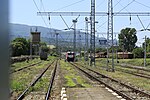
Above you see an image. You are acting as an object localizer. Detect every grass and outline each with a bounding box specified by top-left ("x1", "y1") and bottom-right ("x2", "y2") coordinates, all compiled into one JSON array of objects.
[
  {"x1": 65, "y1": 75, "x2": 76, "y2": 87},
  {"x1": 75, "y1": 58, "x2": 150, "y2": 91},
  {"x1": 11, "y1": 80, "x2": 25, "y2": 91},
  {"x1": 115, "y1": 58, "x2": 150, "y2": 68},
  {"x1": 94, "y1": 59, "x2": 150, "y2": 91},
  {"x1": 10, "y1": 58, "x2": 53, "y2": 92},
  {"x1": 60, "y1": 60, "x2": 91, "y2": 88},
  {"x1": 11, "y1": 58, "x2": 41, "y2": 71},
  {"x1": 33, "y1": 77, "x2": 50, "y2": 92}
]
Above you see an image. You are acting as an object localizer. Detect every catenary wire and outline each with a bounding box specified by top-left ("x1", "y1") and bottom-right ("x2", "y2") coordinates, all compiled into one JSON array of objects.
[
  {"x1": 134, "y1": 0, "x2": 150, "y2": 9},
  {"x1": 115, "y1": 0, "x2": 135, "y2": 15},
  {"x1": 52, "y1": 0, "x2": 86, "y2": 12},
  {"x1": 96, "y1": 0, "x2": 135, "y2": 30},
  {"x1": 32, "y1": 0, "x2": 48, "y2": 27}
]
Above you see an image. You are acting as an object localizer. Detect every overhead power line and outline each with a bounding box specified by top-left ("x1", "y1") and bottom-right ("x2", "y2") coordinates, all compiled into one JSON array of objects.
[
  {"x1": 115, "y1": 0, "x2": 135, "y2": 15},
  {"x1": 32, "y1": 0, "x2": 48, "y2": 27},
  {"x1": 40, "y1": 0, "x2": 46, "y2": 11},
  {"x1": 134, "y1": 0, "x2": 150, "y2": 9},
  {"x1": 52, "y1": 0, "x2": 86, "y2": 12}
]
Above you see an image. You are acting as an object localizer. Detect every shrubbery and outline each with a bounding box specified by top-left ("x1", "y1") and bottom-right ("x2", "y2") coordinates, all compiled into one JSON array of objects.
[{"x1": 132, "y1": 47, "x2": 144, "y2": 58}]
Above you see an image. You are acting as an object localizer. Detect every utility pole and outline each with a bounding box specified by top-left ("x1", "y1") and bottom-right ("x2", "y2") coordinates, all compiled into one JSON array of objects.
[
  {"x1": 73, "y1": 19, "x2": 77, "y2": 53},
  {"x1": 78, "y1": 31, "x2": 82, "y2": 60},
  {"x1": 144, "y1": 35, "x2": 146, "y2": 67},
  {"x1": 55, "y1": 31, "x2": 59, "y2": 55},
  {"x1": 85, "y1": 17, "x2": 89, "y2": 65},
  {"x1": 30, "y1": 28, "x2": 32, "y2": 59},
  {"x1": 90, "y1": 0, "x2": 96, "y2": 66},
  {"x1": 107, "y1": 0, "x2": 114, "y2": 72},
  {"x1": 37, "y1": 1, "x2": 150, "y2": 70}
]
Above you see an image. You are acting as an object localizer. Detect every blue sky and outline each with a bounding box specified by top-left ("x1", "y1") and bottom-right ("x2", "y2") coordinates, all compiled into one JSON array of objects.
[{"x1": 10, "y1": 0, "x2": 150, "y2": 46}]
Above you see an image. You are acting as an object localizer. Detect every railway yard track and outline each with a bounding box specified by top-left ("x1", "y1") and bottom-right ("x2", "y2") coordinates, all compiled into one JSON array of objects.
[
  {"x1": 115, "y1": 67, "x2": 150, "y2": 79},
  {"x1": 10, "y1": 58, "x2": 150, "y2": 100},
  {"x1": 71, "y1": 63, "x2": 150, "y2": 100},
  {"x1": 10, "y1": 59, "x2": 60, "y2": 100},
  {"x1": 10, "y1": 61, "x2": 42, "y2": 74},
  {"x1": 120, "y1": 63, "x2": 150, "y2": 73},
  {"x1": 97, "y1": 64, "x2": 150, "y2": 80}
]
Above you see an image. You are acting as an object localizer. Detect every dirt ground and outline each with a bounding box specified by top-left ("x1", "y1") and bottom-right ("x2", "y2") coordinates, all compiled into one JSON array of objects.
[{"x1": 67, "y1": 86, "x2": 121, "y2": 100}]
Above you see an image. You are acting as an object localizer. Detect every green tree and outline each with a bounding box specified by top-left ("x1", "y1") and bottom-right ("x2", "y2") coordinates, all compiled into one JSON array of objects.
[
  {"x1": 132, "y1": 47, "x2": 144, "y2": 58},
  {"x1": 118, "y1": 28, "x2": 137, "y2": 52},
  {"x1": 95, "y1": 47, "x2": 106, "y2": 53},
  {"x1": 41, "y1": 46, "x2": 49, "y2": 52},
  {"x1": 11, "y1": 38, "x2": 30, "y2": 56},
  {"x1": 142, "y1": 37, "x2": 150, "y2": 52}
]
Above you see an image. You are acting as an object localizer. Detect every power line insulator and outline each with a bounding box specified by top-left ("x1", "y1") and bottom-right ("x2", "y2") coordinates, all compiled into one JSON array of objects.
[
  {"x1": 48, "y1": 16, "x2": 50, "y2": 21},
  {"x1": 130, "y1": 15, "x2": 132, "y2": 25}
]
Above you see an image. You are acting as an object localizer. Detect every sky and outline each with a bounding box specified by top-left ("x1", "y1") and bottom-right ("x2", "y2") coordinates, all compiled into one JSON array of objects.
[{"x1": 10, "y1": 0, "x2": 150, "y2": 46}]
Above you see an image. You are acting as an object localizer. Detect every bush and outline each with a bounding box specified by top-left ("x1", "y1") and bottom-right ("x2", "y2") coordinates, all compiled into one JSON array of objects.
[
  {"x1": 146, "y1": 53, "x2": 150, "y2": 58},
  {"x1": 132, "y1": 47, "x2": 144, "y2": 58},
  {"x1": 11, "y1": 38, "x2": 30, "y2": 56}
]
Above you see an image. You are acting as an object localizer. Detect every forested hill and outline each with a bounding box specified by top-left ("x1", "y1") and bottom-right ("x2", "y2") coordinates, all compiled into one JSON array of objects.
[
  {"x1": 9, "y1": 23, "x2": 56, "y2": 37},
  {"x1": 9, "y1": 23, "x2": 117, "y2": 46}
]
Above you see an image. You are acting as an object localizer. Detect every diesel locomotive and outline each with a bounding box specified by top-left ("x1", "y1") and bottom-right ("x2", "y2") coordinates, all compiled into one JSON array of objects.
[{"x1": 66, "y1": 51, "x2": 75, "y2": 62}]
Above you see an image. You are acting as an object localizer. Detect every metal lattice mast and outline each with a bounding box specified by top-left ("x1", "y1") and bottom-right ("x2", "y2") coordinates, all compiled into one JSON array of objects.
[
  {"x1": 107, "y1": 0, "x2": 114, "y2": 72},
  {"x1": 90, "y1": 0, "x2": 96, "y2": 66},
  {"x1": 85, "y1": 17, "x2": 89, "y2": 63},
  {"x1": 72, "y1": 20, "x2": 77, "y2": 53}
]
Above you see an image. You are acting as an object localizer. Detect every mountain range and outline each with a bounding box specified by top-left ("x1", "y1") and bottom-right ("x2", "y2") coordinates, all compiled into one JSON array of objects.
[{"x1": 9, "y1": 23, "x2": 117, "y2": 47}]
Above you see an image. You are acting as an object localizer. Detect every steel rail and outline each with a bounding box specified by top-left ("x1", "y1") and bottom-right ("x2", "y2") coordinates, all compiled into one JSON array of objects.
[
  {"x1": 116, "y1": 68, "x2": 150, "y2": 79},
  {"x1": 73, "y1": 63, "x2": 150, "y2": 99},
  {"x1": 87, "y1": 67, "x2": 150, "y2": 98},
  {"x1": 120, "y1": 64, "x2": 150, "y2": 72},
  {"x1": 96, "y1": 63, "x2": 150, "y2": 79},
  {"x1": 17, "y1": 60, "x2": 55, "y2": 100},
  {"x1": 10, "y1": 61, "x2": 42, "y2": 74},
  {"x1": 45, "y1": 60, "x2": 58, "y2": 100},
  {"x1": 70, "y1": 62, "x2": 134, "y2": 100}
]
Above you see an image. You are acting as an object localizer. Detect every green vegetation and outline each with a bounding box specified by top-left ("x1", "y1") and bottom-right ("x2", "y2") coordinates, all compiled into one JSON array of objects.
[
  {"x1": 92, "y1": 58, "x2": 150, "y2": 91},
  {"x1": 60, "y1": 60, "x2": 91, "y2": 88},
  {"x1": 10, "y1": 37, "x2": 51, "y2": 57},
  {"x1": 76, "y1": 58, "x2": 150, "y2": 91},
  {"x1": 118, "y1": 27, "x2": 137, "y2": 52},
  {"x1": 10, "y1": 59, "x2": 52, "y2": 92},
  {"x1": 144, "y1": 37, "x2": 150, "y2": 52},
  {"x1": 11, "y1": 37, "x2": 30, "y2": 56},
  {"x1": 116, "y1": 58, "x2": 150, "y2": 68},
  {"x1": 33, "y1": 77, "x2": 50, "y2": 91},
  {"x1": 132, "y1": 47, "x2": 144, "y2": 58},
  {"x1": 11, "y1": 58, "x2": 40, "y2": 71}
]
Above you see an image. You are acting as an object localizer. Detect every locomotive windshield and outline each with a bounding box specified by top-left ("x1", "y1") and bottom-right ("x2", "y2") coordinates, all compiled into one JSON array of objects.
[
  {"x1": 68, "y1": 53, "x2": 73, "y2": 55},
  {"x1": 66, "y1": 52, "x2": 75, "y2": 62}
]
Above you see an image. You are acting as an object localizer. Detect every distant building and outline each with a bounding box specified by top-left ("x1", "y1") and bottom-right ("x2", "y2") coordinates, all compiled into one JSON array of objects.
[
  {"x1": 96, "y1": 52, "x2": 107, "y2": 58},
  {"x1": 117, "y1": 52, "x2": 133, "y2": 59}
]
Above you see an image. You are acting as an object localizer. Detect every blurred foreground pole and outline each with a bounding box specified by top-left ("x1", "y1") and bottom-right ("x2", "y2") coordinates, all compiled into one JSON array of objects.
[{"x1": 0, "y1": 0, "x2": 9, "y2": 100}]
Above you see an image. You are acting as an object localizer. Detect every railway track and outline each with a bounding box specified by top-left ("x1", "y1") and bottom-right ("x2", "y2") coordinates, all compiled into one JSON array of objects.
[
  {"x1": 115, "y1": 67, "x2": 150, "y2": 79},
  {"x1": 10, "y1": 61, "x2": 42, "y2": 74},
  {"x1": 120, "y1": 63, "x2": 150, "y2": 73},
  {"x1": 97, "y1": 64, "x2": 150, "y2": 80},
  {"x1": 15, "y1": 60, "x2": 58, "y2": 100},
  {"x1": 71, "y1": 63, "x2": 150, "y2": 100},
  {"x1": 96, "y1": 62, "x2": 150, "y2": 80}
]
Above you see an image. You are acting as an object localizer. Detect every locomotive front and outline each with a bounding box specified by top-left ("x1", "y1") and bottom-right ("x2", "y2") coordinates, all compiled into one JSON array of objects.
[{"x1": 66, "y1": 51, "x2": 75, "y2": 62}]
